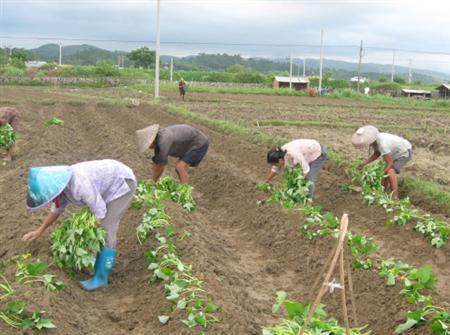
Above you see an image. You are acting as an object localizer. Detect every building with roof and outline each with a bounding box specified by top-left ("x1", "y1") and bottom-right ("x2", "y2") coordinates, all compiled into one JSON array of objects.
[
  {"x1": 436, "y1": 84, "x2": 450, "y2": 99},
  {"x1": 272, "y1": 76, "x2": 310, "y2": 90},
  {"x1": 401, "y1": 89, "x2": 431, "y2": 99},
  {"x1": 25, "y1": 61, "x2": 47, "y2": 68}
]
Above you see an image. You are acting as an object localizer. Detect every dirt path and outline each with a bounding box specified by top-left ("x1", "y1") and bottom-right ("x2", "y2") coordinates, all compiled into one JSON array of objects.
[{"x1": 0, "y1": 87, "x2": 448, "y2": 335}]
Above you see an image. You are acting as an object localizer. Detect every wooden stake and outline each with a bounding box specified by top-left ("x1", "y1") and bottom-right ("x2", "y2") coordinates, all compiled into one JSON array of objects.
[{"x1": 299, "y1": 214, "x2": 348, "y2": 335}]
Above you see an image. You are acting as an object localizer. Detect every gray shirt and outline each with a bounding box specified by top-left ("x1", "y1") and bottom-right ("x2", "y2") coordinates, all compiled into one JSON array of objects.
[
  {"x1": 50, "y1": 159, "x2": 136, "y2": 219},
  {"x1": 372, "y1": 133, "x2": 412, "y2": 160},
  {"x1": 152, "y1": 125, "x2": 207, "y2": 165}
]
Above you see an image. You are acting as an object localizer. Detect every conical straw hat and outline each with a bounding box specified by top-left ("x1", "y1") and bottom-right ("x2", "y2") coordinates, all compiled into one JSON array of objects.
[
  {"x1": 27, "y1": 165, "x2": 72, "y2": 209},
  {"x1": 135, "y1": 124, "x2": 160, "y2": 154},
  {"x1": 351, "y1": 125, "x2": 379, "y2": 148}
]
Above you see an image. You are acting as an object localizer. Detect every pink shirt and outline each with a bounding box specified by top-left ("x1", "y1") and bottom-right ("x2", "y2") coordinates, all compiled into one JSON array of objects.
[{"x1": 272, "y1": 139, "x2": 322, "y2": 176}]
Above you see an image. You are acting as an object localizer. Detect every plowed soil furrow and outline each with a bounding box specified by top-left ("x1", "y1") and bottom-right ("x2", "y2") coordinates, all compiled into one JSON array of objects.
[{"x1": 0, "y1": 86, "x2": 448, "y2": 335}]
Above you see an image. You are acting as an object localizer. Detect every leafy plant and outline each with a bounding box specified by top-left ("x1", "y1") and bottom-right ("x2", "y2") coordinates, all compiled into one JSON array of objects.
[
  {"x1": 415, "y1": 215, "x2": 449, "y2": 248},
  {"x1": 154, "y1": 177, "x2": 197, "y2": 212},
  {"x1": 15, "y1": 260, "x2": 64, "y2": 292},
  {"x1": 346, "y1": 232, "x2": 379, "y2": 270},
  {"x1": 261, "y1": 166, "x2": 312, "y2": 208},
  {"x1": 51, "y1": 209, "x2": 106, "y2": 271},
  {"x1": 0, "y1": 301, "x2": 55, "y2": 330},
  {"x1": 263, "y1": 291, "x2": 370, "y2": 335},
  {"x1": 395, "y1": 306, "x2": 449, "y2": 334},
  {"x1": 0, "y1": 124, "x2": 15, "y2": 149},
  {"x1": 136, "y1": 203, "x2": 170, "y2": 244},
  {"x1": 387, "y1": 197, "x2": 417, "y2": 225},
  {"x1": 45, "y1": 117, "x2": 64, "y2": 126}
]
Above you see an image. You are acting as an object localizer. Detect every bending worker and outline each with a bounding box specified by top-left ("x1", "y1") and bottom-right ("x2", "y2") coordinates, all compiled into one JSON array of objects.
[
  {"x1": 136, "y1": 124, "x2": 209, "y2": 184},
  {"x1": 265, "y1": 139, "x2": 328, "y2": 199},
  {"x1": 0, "y1": 106, "x2": 20, "y2": 161},
  {"x1": 22, "y1": 159, "x2": 137, "y2": 291},
  {"x1": 352, "y1": 125, "x2": 412, "y2": 200}
]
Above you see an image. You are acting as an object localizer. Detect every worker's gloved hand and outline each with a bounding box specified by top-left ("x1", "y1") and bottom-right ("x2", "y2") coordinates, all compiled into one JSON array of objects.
[{"x1": 22, "y1": 229, "x2": 42, "y2": 242}]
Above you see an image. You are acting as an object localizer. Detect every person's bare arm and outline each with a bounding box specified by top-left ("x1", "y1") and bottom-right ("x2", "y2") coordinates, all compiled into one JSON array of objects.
[
  {"x1": 22, "y1": 212, "x2": 60, "y2": 242},
  {"x1": 382, "y1": 153, "x2": 394, "y2": 174},
  {"x1": 361, "y1": 152, "x2": 380, "y2": 167}
]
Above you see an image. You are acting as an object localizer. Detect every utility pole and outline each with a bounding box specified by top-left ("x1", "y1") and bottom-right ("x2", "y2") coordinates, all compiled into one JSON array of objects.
[
  {"x1": 59, "y1": 42, "x2": 62, "y2": 66},
  {"x1": 289, "y1": 53, "x2": 293, "y2": 91},
  {"x1": 303, "y1": 58, "x2": 306, "y2": 77},
  {"x1": 170, "y1": 57, "x2": 173, "y2": 81},
  {"x1": 357, "y1": 40, "x2": 363, "y2": 93},
  {"x1": 319, "y1": 29, "x2": 324, "y2": 94},
  {"x1": 391, "y1": 49, "x2": 395, "y2": 82},
  {"x1": 297, "y1": 59, "x2": 300, "y2": 77},
  {"x1": 154, "y1": 0, "x2": 161, "y2": 99},
  {"x1": 408, "y1": 59, "x2": 412, "y2": 84}
]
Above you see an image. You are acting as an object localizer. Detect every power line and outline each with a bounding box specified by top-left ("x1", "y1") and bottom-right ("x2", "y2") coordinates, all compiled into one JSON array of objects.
[{"x1": 1, "y1": 35, "x2": 449, "y2": 56}]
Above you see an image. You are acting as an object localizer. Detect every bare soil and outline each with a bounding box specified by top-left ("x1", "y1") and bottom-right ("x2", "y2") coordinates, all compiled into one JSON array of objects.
[{"x1": 0, "y1": 87, "x2": 448, "y2": 335}]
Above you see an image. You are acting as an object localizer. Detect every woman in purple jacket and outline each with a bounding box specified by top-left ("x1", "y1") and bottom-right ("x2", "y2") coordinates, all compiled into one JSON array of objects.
[{"x1": 22, "y1": 159, "x2": 137, "y2": 291}]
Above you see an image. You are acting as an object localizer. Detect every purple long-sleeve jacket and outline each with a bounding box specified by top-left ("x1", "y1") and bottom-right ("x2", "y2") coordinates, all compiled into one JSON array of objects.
[{"x1": 50, "y1": 159, "x2": 136, "y2": 219}]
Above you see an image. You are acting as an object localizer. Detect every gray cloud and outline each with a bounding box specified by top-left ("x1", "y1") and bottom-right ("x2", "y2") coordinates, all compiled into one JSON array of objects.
[{"x1": 0, "y1": 0, "x2": 449, "y2": 73}]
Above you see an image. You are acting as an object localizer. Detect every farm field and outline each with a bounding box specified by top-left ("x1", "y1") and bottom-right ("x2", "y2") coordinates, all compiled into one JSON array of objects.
[{"x1": 0, "y1": 86, "x2": 448, "y2": 335}]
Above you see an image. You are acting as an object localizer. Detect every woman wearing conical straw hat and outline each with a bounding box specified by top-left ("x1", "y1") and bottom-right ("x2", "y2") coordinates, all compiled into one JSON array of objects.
[
  {"x1": 22, "y1": 159, "x2": 137, "y2": 291},
  {"x1": 136, "y1": 124, "x2": 209, "y2": 184},
  {"x1": 352, "y1": 125, "x2": 412, "y2": 200}
]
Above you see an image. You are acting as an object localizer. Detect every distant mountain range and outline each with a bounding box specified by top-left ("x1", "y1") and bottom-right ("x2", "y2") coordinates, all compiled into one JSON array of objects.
[{"x1": 25, "y1": 44, "x2": 449, "y2": 83}]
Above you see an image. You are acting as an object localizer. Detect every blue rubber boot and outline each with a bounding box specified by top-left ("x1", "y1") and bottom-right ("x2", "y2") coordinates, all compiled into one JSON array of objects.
[{"x1": 80, "y1": 248, "x2": 116, "y2": 291}]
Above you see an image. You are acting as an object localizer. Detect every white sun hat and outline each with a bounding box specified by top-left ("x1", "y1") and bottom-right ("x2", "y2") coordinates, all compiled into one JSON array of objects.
[
  {"x1": 351, "y1": 125, "x2": 379, "y2": 148},
  {"x1": 135, "y1": 124, "x2": 160, "y2": 154}
]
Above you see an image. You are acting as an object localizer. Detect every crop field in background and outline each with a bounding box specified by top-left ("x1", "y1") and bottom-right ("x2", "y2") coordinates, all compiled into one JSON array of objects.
[{"x1": 0, "y1": 85, "x2": 448, "y2": 335}]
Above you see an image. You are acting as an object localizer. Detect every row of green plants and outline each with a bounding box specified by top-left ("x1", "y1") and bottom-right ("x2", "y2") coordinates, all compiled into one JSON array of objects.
[
  {"x1": 259, "y1": 168, "x2": 449, "y2": 334},
  {"x1": 131, "y1": 177, "x2": 218, "y2": 330},
  {"x1": 0, "y1": 254, "x2": 63, "y2": 331},
  {"x1": 345, "y1": 161, "x2": 449, "y2": 248}
]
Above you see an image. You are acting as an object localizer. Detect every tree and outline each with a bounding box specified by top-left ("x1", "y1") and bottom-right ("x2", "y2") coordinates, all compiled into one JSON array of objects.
[
  {"x1": 127, "y1": 47, "x2": 155, "y2": 69},
  {"x1": 95, "y1": 60, "x2": 119, "y2": 76},
  {"x1": 393, "y1": 76, "x2": 406, "y2": 84},
  {"x1": 227, "y1": 64, "x2": 247, "y2": 73}
]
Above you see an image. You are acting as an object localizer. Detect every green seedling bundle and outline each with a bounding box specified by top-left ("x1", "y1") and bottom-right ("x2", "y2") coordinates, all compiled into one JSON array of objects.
[
  {"x1": 257, "y1": 166, "x2": 311, "y2": 208},
  {"x1": 45, "y1": 117, "x2": 64, "y2": 126},
  {"x1": 0, "y1": 124, "x2": 15, "y2": 149},
  {"x1": 51, "y1": 209, "x2": 106, "y2": 271}
]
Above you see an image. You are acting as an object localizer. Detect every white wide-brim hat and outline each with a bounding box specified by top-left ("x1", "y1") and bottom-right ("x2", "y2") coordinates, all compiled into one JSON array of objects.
[
  {"x1": 135, "y1": 124, "x2": 160, "y2": 154},
  {"x1": 351, "y1": 125, "x2": 379, "y2": 148}
]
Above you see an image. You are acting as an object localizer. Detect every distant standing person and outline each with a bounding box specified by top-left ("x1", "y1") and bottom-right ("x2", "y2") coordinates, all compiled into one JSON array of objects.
[
  {"x1": 178, "y1": 78, "x2": 186, "y2": 101},
  {"x1": 264, "y1": 139, "x2": 328, "y2": 199},
  {"x1": 136, "y1": 124, "x2": 209, "y2": 183},
  {"x1": 0, "y1": 106, "x2": 20, "y2": 161},
  {"x1": 364, "y1": 86, "x2": 370, "y2": 96},
  {"x1": 352, "y1": 125, "x2": 412, "y2": 200}
]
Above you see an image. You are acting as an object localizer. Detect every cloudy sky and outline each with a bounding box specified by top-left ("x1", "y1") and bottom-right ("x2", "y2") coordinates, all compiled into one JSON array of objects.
[{"x1": 0, "y1": 0, "x2": 449, "y2": 73}]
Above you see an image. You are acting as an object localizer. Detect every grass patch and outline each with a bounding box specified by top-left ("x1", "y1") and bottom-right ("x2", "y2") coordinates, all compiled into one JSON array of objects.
[
  {"x1": 254, "y1": 119, "x2": 448, "y2": 135},
  {"x1": 0, "y1": 99, "x2": 17, "y2": 105},
  {"x1": 165, "y1": 103, "x2": 287, "y2": 146},
  {"x1": 401, "y1": 178, "x2": 450, "y2": 216},
  {"x1": 65, "y1": 99, "x2": 85, "y2": 107}
]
